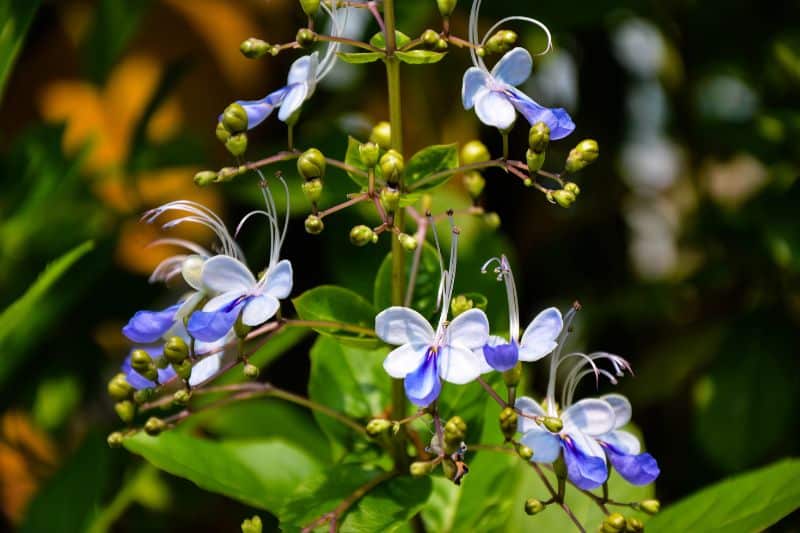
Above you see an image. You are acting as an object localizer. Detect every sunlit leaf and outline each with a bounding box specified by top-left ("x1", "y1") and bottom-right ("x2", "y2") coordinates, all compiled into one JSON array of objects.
[
  {"x1": 337, "y1": 52, "x2": 384, "y2": 64},
  {"x1": 396, "y1": 50, "x2": 447, "y2": 65},
  {"x1": 369, "y1": 31, "x2": 412, "y2": 49},
  {"x1": 293, "y1": 285, "x2": 380, "y2": 348},
  {"x1": 403, "y1": 144, "x2": 458, "y2": 191}
]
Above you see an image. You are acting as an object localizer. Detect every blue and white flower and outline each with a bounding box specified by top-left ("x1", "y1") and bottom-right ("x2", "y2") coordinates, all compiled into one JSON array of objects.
[
  {"x1": 477, "y1": 255, "x2": 562, "y2": 372},
  {"x1": 375, "y1": 220, "x2": 489, "y2": 407},
  {"x1": 461, "y1": 0, "x2": 575, "y2": 136},
  {"x1": 188, "y1": 178, "x2": 293, "y2": 342},
  {"x1": 596, "y1": 393, "x2": 660, "y2": 485}
]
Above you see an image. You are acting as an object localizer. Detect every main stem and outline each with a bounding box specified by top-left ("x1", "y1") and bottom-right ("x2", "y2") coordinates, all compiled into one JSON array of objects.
[{"x1": 384, "y1": 0, "x2": 408, "y2": 472}]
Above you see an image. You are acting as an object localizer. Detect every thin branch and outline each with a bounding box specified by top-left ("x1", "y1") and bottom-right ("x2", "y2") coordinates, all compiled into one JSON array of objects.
[
  {"x1": 317, "y1": 193, "x2": 369, "y2": 219},
  {"x1": 407, "y1": 159, "x2": 505, "y2": 191},
  {"x1": 316, "y1": 33, "x2": 384, "y2": 53},
  {"x1": 325, "y1": 157, "x2": 369, "y2": 178}
]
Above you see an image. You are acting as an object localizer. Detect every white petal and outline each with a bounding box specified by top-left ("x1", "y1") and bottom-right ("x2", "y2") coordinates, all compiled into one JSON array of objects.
[
  {"x1": 475, "y1": 90, "x2": 517, "y2": 131},
  {"x1": 438, "y1": 344, "x2": 481, "y2": 384},
  {"x1": 287, "y1": 53, "x2": 318, "y2": 85},
  {"x1": 516, "y1": 396, "x2": 546, "y2": 434},
  {"x1": 181, "y1": 255, "x2": 206, "y2": 290},
  {"x1": 519, "y1": 307, "x2": 563, "y2": 361},
  {"x1": 491, "y1": 47, "x2": 533, "y2": 86},
  {"x1": 383, "y1": 343, "x2": 428, "y2": 379},
  {"x1": 446, "y1": 309, "x2": 490, "y2": 350},
  {"x1": 202, "y1": 255, "x2": 255, "y2": 294},
  {"x1": 278, "y1": 83, "x2": 309, "y2": 121},
  {"x1": 462, "y1": 67, "x2": 491, "y2": 109},
  {"x1": 602, "y1": 429, "x2": 641, "y2": 455},
  {"x1": 375, "y1": 307, "x2": 435, "y2": 346},
  {"x1": 475, "y1": 335, "x2": 507, "y2": 374},
  {"x1": 264, "y1": 259, "x2": 293, "y2": 300},
  {"x1": 204, "y1": 290, "x2": 243, "y2": 312},
  {"x1": 562, "y1": 399, "x2": 616, "y2": 437},
  {"x1": 241, "y1": 294, "x2": 280, "y2": 326},
  {"x1": 521, "y1": 428, "x2": 562, "y2": 463},
  {"x1": 601, "y1": 393, "x2": 632, "y2": 429},
  {"x1": 188, "y1": 353, "x2": 223, "y2": 386},
  {"x1": 569, "y1": 428, "x2": 607, "y2": 464}
]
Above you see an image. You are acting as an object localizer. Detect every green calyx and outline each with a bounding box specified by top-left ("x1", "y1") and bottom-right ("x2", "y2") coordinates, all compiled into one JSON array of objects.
[
  {"x1": 107, "y1": 431, "x2": 125, "y2": 448},
  {"x1": 366, "y1": 418, "x2": 394, "y2": 437},
  {"x1": 243, "y1": 363, "x2": 260, "y2": 378},
  {"x1": 301, "y1": 178, "x2": 323, "y2": 203},
  {"x1": 297, "y1": 148, "x2": 326, "y2": 179},
  {"x1": 551, "y1": 189, "x2": 577, "y2": 208},
  {"x1": 379, "y1": 150, "x2": 404, "y2": 183},
  {"x1": 304, "y1": 215, "x2": 324, "y2": 234},
  {"x1": 380, "y1": 186, "x2": 401, "y2": 213},
  {"x1": 225, "y1": 133, "x2": 248, "y2": 157},
  {"x1": 222, "y1": 103, "x2": 248, "y2": 133},
  {"x1": 485, "y1": 30, "x2": 518, "y2": 54},
  {"x1": 358, "y1": 141, "x2": 380, "y2": 168},
  {"x1": 421, "y1": 29, "x2": 440, "y2": 47},
  {"x1": 163, "y1": 336, "x2": 189, "y2": 364},
  {"x1": 194, "y1": 170, "x2": 218, "y2": 187},
  {"x1": 114, "y1": 400, "x2": 136, "y2": 424},
  {"x1": 526, "y1": 149, "x2": 546, "y2": 173},
  {"x1": 240, "y1": 38, "x2": 271, "y2": 59},
  {"x1": 172, "y1": 359, "x2": 192, "y2": 381},
  {"x1": 517, "y1": 444, "x2": 533, "y2": 460},
  {"x1": 108, "y1": 373, "x2": 133, "y2": 401},
  {"x1": 173, "y1": 389, "x2": 191, "y2": 405},
  {"x1": 528, "y1": 121, "x2": 550, "y2": 152},
  {"x1": 602, "y1": 512, "x2": 626, "y2": 533},
  {"x1": 638, "y1": 499, "x2": 660, "y2": 515},
  {"x1": 542, "y1": 416, "x2": 563, "y2": 433},
  {"x1": 410, "y1": 460, "x2": 436, "y2": 477},
  {"x1": 502, "y1": 362, "x2": 522, "y2": 387}
]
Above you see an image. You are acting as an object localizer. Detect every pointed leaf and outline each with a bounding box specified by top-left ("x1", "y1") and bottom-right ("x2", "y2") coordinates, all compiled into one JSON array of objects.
[
  {"x1": 337, "y1": 51, "x2": 384, "y2": 64},
  {"x1": 396, "y1": 50, "x2": 447, "y2": 65},
  {"x1": 293, "y1": 285, "x2": 379, "y2": 348}
]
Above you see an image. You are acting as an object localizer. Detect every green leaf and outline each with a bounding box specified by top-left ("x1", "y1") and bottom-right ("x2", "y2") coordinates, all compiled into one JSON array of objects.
[
  {"x1": 647, "y1": 459, "x2": 800, "y2": 533},
  {"x1": 403, "y1": 144, "x2": 459, "y2": 191},
  {"x1": 0, "y1": 240, "x2": 94, "y2": 385},
  {"x1": 82, "y1": 0, "x2": 151, "y2": 83},
  {"x1": 337, "y1": 51, "x2": 384, "y2": 64},
  {"x1": 293, "y1": 285, "x2": 380, "y2": 348},
  {"x1": 308, "y1": 336, "x2": 389, "y2": 457},
  {"x1": 0, "y1": 0, "x2": 42, "y2": 101},
  {"x1": 215, "y1": 326, "x2": 308, "y2": 386},
  {"x1": 344, "y1": 136, "x2": 371, "y2": 188},
  {"x1": 123, "y1": 431, "x2": 323, "y2": 512},
  {"x1": 370, "y1": 31, "x2": 412, "y2": 49},
  {"x1": 396, "y1": 50, "x2": 447, "y2": 65},
  {"x1": 374, "y1": 241, "x2": 440, "y2": 320}
]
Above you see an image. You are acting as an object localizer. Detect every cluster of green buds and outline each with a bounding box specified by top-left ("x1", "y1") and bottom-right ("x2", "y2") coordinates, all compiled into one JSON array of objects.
[
  {"x1": 499, "y1": 406, "x2": 518, "y2": 441},
  {"x1": 461, "y1": 140, "x2": 489, "y2": 202},
  {"x1": 443, "y1": 415, "x2": 467, "y2": 454},
  {"x1": 240, "y1": 38, "x2": 279, "y2": 59},
  {"x1": 421, "y1": 29, "x2": 448, "y2": 51},
  {"x1": 484, "y1": 30, "x2": 518, "y2": 55},
  {"x1": 298, "y1": 148, "x2": 326, "y2": 204},
  {"x1": 350, "y1": 225, "x2": 378, "y2": 246},
  {"x1": 565, "y1": 139, "x2": 599, "y2": 174},
  {"x1": 108, "y1": 373, "x2": 135, "y2": 424},
  {"x1": 526, "y1": 122, "x2": 550, "y2": 175},
  {"x1": 214, "y1": 103, "x2": 250, "y2": 158},
  {"x1": 601, "y1": 512, "x2": 645, "y2": 533},
  {"x1": 164, "y1": 336, "x2": 192, "y2": 380}
]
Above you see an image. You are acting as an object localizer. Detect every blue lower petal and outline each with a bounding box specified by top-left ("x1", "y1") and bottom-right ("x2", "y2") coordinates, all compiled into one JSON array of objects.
[
  {"x1": 230, "y1": 86, "x2": 290, "y2": 130},
  {"x1": 123, "y1": 303, "x2": 181, "y2": 343},
  {"x1": 187, "y1": 300, "x2": 246, "y2": 342},
  {"x1": 404, "y1": 348, "x2": 442, "y2": 407},
  {"x1": 563, "y1": 436, "x2": 608, "y2": 490},
  {"x1": 483, "y1": 341, "x2": 519, "y2": 372},
  {"x1": 603, "y1": 443, "x2": 660, "y2": 486},
  {"x1": 506, "y1": 88, "x2": 576, "y2": 140},
  {"x1": 122, "y1": 348, "x2": 176, "y2": 390}
]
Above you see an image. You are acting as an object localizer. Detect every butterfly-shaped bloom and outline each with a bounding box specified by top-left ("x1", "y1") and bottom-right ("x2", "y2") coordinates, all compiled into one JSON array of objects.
[{"x1": 596, "y1": 393, "x2": 660, "y2": 485}]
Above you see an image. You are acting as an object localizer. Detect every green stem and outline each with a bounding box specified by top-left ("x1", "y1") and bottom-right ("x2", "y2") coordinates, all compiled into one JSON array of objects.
[{"x1": 502, "y1": 131, "x2": 509, "y2": 159}]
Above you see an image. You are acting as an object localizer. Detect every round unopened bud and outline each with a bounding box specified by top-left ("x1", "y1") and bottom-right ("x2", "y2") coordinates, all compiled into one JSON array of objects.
[
  {"x1": 369, "y1": 121, "x2": 392, "y2": 150},
  {"x1": 396, "y1": 233, "x2": 417, "y2": 252},
  {"x1": 358, "y1": 142, "x2": 380, "y2": 168},
  {"x1": 301, "y1": 179, "x2": 323, "y2": 204},
  {"x1": 144, "y1": 416, "x2": 166, "y2": 436},
  {"x1": 350, "y1": 225, "x2": 377, "y2": 246},
  {"x1": 485, "y1": 30, "x2": 517, "y2": 54},
  {"x1": 463, "y1": 171, "x2": 485, "y2": 200},
  {"x1": 477, "y1": 46, "x2": 486, "y2": 57},
  {"x1": 107, "y1": 431, "x2": 125, "y2": 448},
  {"x1": 304, "y1": 215, "x2": 324, "y2": 234},
  {"x1": 172, "y1": 359, "x2": 192, "y2": 380},
  {"x1": 526, "y1": 149, "x2": 546, "y2": 173},
  {"x1": 296, "y1": 28, "x2": 317, "y2": 47},
  {"x1": 499, "y1": 406, "x2": 518, "y2": 440},
  {"x1": 552, "y1": 189, "x2": 576, "y2": 208},
  {"x1": 461, "y1": 140, "x2": 491, "y2": 165},
  {"x1": 502, "y1": 362, "x2": 522, "y2": 387},
  {"x1": 217, "y1": 165, "x2": 246, "y2": 183},
  {"x1": 172, "y1": 389, "x2": 191, "y2": 405},
  {"x1": 164, "y1": 336, "x2": 189, "y2": 364},
  {"x1": 625, "y1": 518, "x2": 644, "y2": 532},
  {"x1": 435, "y1": 38, "x2": 449, "y2": 51},
  {"x1": 602, "y1": 512, "x2": 626, "y2": 532},
  {"x1": 216, "y1": 121, "x2": 231, "y2": 142},
  {"x1": 115, "y1": 400, "x2": 136, "y2": 424},
  {"x1": 411, "y1": 461, "x2": 436, "y2": 478},
  {"x1": 380, "y1": 186, "x2": 401, "y2": 213},
  {"x1": 565, "y1": 139, "x2": 600, "y2": 173},
  {"x1": 241, "y1": 515, "x2": 263, "y2": 533},
  {"x1": 298, "y1": 0, "x2": 320, "y2": 16},
  {"x1": 528, "y1": 122, "x2": 550, "y2": 152},
  {"x1": 379, "y1": 150, "x2": 404, "y2": 183},
  {"x1": 436, "y1": 0, "x2": 457, "y2": 17},
  {"x1": 131, "y1": 349, "x2": 153, "y2": 372},
  {"x1": 421, "y1": 29, "x2": 440, "y2": 47},
  {"x1": 483, "y1": 212, "x2": 501, "y2": 229},
  {"x1": 222, "y1": 103, "x2": 248, "y2": 133},
  {"x1": 450, "y1": 295, "x2": 474, "y2": 318},
  {"x1": 638, "y1": 499, "x2": 660, "y2": 515},
  {"x1": 194, "y1": 170, "x2": 217, "y2": 187},
  {"x1": 543, "y1": 416, "x2": 563, "y2": 433},
  {"x1": 297, "y1": 148, "x2": 326, "y2": 179},
  {"x1": 444, "y1": 416, "x2": 467, "y2": 446},
  {"x1": 243, "y1": 363, "x2": 260, "y2": 378},
  {"x1": 225, "y1": 132, "x2": 248, "y2": 157},
  {"x1": 366, "y1": 418, "x2": 394, "y2": 437},
  {"x1": 240, "y1": 38, "x2": 271, "y2": 59},
  {"x1": 524, "y1": 498, "x2": 546, "y2": 515},
  {"x1": 518, "y1": 445, "x2": 533, "y2": 460},
  {"x1": 108, "y1": 373, "x2": 133, "y2": 401},
  {"x1": 563, "y1": 182, "x2": 580, "y2": 196}
]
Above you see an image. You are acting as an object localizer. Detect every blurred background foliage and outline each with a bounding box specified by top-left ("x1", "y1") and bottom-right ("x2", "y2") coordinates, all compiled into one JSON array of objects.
[{"x1": 0, "y1": 0, "x2": 798, "y2": 530}]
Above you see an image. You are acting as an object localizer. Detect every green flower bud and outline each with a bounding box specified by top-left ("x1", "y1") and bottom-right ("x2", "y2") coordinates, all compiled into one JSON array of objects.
[
  {"x1": 524, "y1": 498, "x2": 546, "y2": 515},
  {"x1": 225, "y1": 132, "x2": 248, "y2": 157},
  {"x1": 499, "y1": 406, "x2": 518, "y2": 440},
  {"x1": 602, "y1": 513, "x2": 626, "y2": 533},
  {"x1": 222, "y1": 103, "x2": 248, "y2": 133},
  {"x1": 114, "y1": 400, "x2": 136, "y2": 424},
  {"x1": 296, "y1": 28, "x2": 317, "y2": 47},
  {"x1": 217, "y1": 165, "x2": 247, "y2": 183},
  {"x1": 297, "y1": 147, "x2": 326, "y2": 179},
  {"x1": 155, "y1": 356, "x2": 169, "y2": 369},
  {"x1": 485, "y1": 30, "x2": 517, "y2": 54},
  {"x1": 565, "y1": 139, "x2": 600, "y2": 173},
  {"x1": 358, "y1": 142, "x2": 380, "y2": 168},
  {"x1": 173, "y1": 389, "x2": 191, "y2": 405},
  {"x1": 107, "y1": 431, "x2": 125, "y2": 448},
  {"x1": 216, "y1": 121, "x2": 231, "y2": 142},
  {"x1": 133, "y1": 388, "x2": 154, "y2": 405},
  {"x1": 243, "y1": 363, "x2": 260, "y2": 378},
  {"x1": 398, "y1": 233, "x2": 418, "y2": 252},
  {"x1": 131, "y1": 349, "x2": 153, "y2": 373},
  {"x1": 463, "y1": 171, "x2": 485, "y2": 200},
  {"x1": 638, "y1": 499, "x2": 660, "y2": 515},
  {"x1": 379, "y1": 150, "x2": 404, "y2": 183},
  {"x1": 563, "y1": 182, "x2": 580, "y2": 196},
  {"x1": 369, "y1": 121, "x2": 392, "y2": 150},
  {"x1": 366, "y1": 418, "x2": 393, "y2": 437},
  {"x1": 543, "y1": 416, "x2": 563, "y2": 433},
  {"x1": 552, "y1": 189, "x2": 576, "y2": 208},
  {"x1": 518, "y1": 445, "x2": 533, "y2": 460},
  {"x1": 241, "y1": 515, "x2": 263, "y2": 533},
  {"x1": 164, "y1": 336, "x2": 189, "y2": 364},
  {"x1": 298, "y1": 0, "x2": 320, "y2": 17},
  {"x1": 240, "y1": 38, "x2": 271, "y2": 59},
  {"x1": 410, "y1": 460, "x2": 435, "y2": 477},
  {"x1": 304, "y1": 215, "x2": 324, "y2": 234},
  {"x1": 528, "y1": 122, "x2": 550, "y2": 152},
  {"x1": 477, "y1": 46, "x2": 486, "y2": 57},
  {"x1": 461, "y1": 140, "x2": 491, "y2": 165},
  {"x1": 526, "y1": 148, "x2": 546, "y2": 173},
  {"x1": 421, "y1": 29, "x2": 440, "y2": 47},
  {"x1": 194, "y1": 170, "x2": 218, "y2": 187},
  {"x1": 144, "y1": 416, "x2": 166, "y2": 436},
  {"x1": 502, "y1": 362, "x2": 522, "y2": 387},
  {"x1": 350, "y1": 225, "x2": 377, "y2": 246},
  {"x1": 108, "y1": 373, "x2": 133, "y2": 401},
  {"x1": 435, "y1": 38, "x2": 449, "y2": 51},
  {"x1": 444, "y1": 415, "x2": 467, "y2": 448},
  {"x1": 483, "y1": 212, "x2": 501, "y2": 229},
  {"x1": 436, "y1": 0, "x2": 457, "y2": 17},
  {"x1": 301, "y1": 178, "x2": 323, "y2": 204},
  {"x1": 450, "y1": 295, "x2": 474, "y2": 318},
  {"x1": 625, "y1": 517, "x2": 644, "y2": 533},
  {"x1": 172, "y1": 359, "x2": 192, "y2": 381},
  {"x1": 380, "y1": 186, "x2": 401, "y2": 212}
]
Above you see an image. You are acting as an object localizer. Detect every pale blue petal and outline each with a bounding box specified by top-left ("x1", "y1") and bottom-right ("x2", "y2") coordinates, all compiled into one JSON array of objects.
[
  {"x1": 506, "y1": 88, "x2": 576, "y2": 139},
  {"x1": 201, "y1": 255, "x2": 255, "y2": 294},
  {"x1": 520, "y1": 428, "x2": 562, "y2": 463},
  {"x1": 225, "y1": 87, "x2": 288, "y2": 131},
  {"x1": 462, "y1": 67, "x2": 491, "y2": 110},
  {"x1": 475, "y1": 90, "x2": 517, "y2": 131},
  {"x1": 241, "y1": 294, "x2": 279, "y2": 326},
  {"x1": 188, "y1": 353, "x2": 223, "y2": 387},
  {"x1": 122, "y1": 303, "x2": 180, "y2": 343},
  {"x1": 601, "y1": 394, "x2": 633, "y2": 429},
  {"x1": 278, "y1": 83, "x2": 309, "y2": 122},
  {"x1": 515, "y1": 396, "x2": 547, "y2": 433},
  {"x1": 601, "y1": 429, "x2": 640, "y2": 455},
  {"x1": 383, "y1": 343, "x2": 428, "y2": 379},
  {"x1": 187, "y1": 298, "x2": 247, "y2": 342},
  {"x1": 264, "y1": 259, "x2": 293, "y2": 300},
  {"x1": 447, "y1": 308, "x2": 490, "y2": 350},
  {"x1": 375, "y1": 307, "x2": 434, "y2": 346},
  {"x1": 438, "y1": 344, "x2": 481, "y2": 384},
  {"x1": 562, "y1": 399, "x2": 616, "y2": 436},
  {"x1": 563, "y1": 434, "x2": 608, "y2": 489},
  {"x1": 518, "y1": 306, "x2": 563, "y2": 362},
  {"x1": 491, "y1": 47, "x2": 533, "y2": 87},
  {"x1": 287, "y1": 53, "x2": 318, "y2": 85},
  {"x1": 404, "y1": 350, "x2": 441, "y2": 407}
]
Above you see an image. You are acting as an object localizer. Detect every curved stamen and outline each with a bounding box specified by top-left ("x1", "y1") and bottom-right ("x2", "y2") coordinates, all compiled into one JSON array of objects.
[
  {"x1": 147, "y1": 238, "x2": 211, "y2": 257},
  {"x1": 148, "y1": 255, "x2": 187, "y2": 284},
  {"x1": 317, "y1": 1, "x2": 349, "y2": 81},
  {"x1": 544, "y1": 302, "x2": 580, "y2": 415}
]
